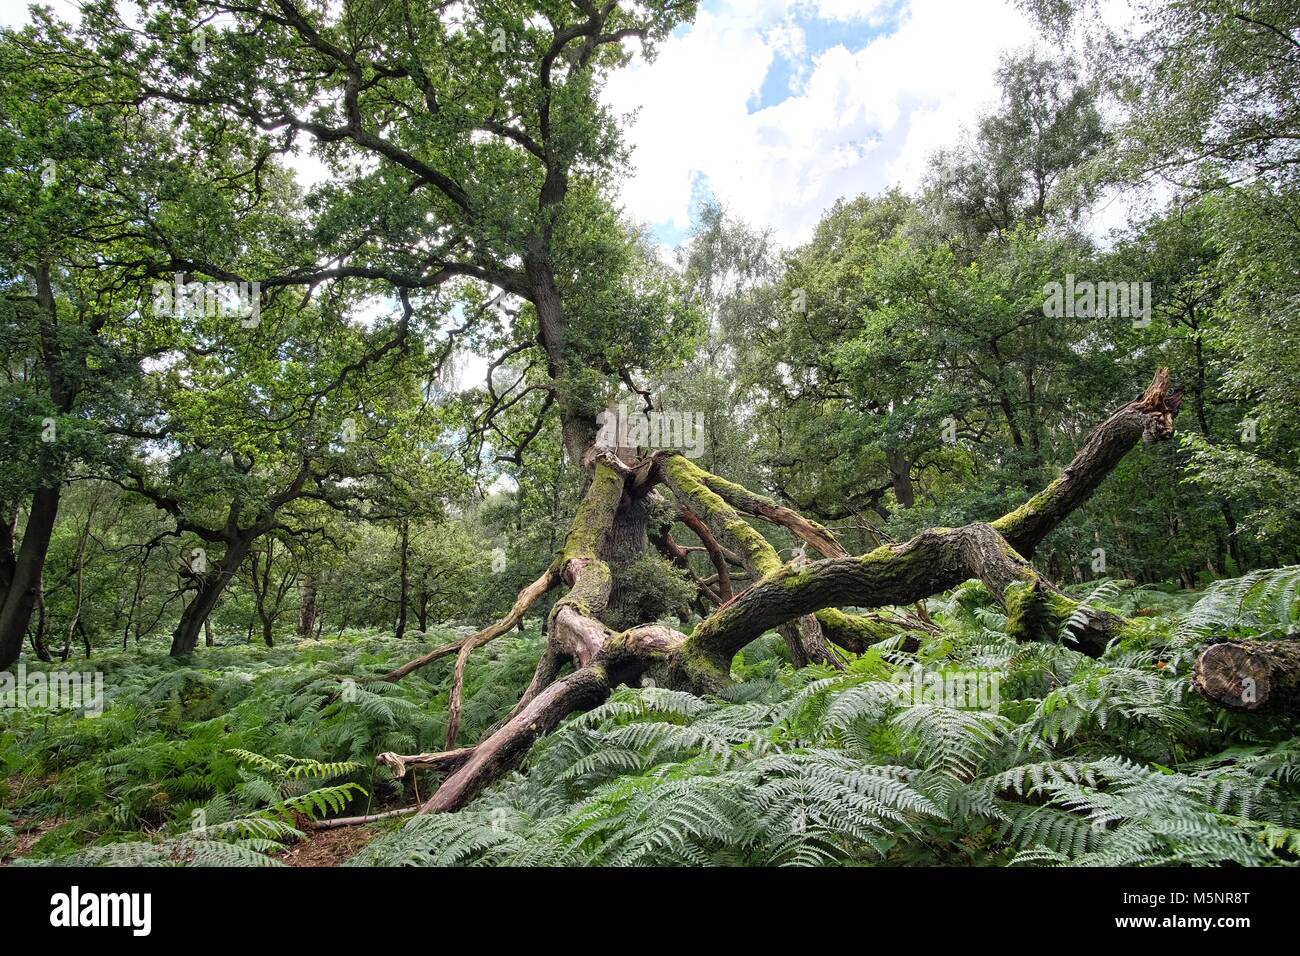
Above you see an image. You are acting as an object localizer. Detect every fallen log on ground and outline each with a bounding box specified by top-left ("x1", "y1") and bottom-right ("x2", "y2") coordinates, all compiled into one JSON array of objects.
[
  {"x1": 1193, "y1": 638, "x2": 1300, "y2": 713},
  {"x1": 368, "y1": 369, "x2": 1275, "y2": 815}
]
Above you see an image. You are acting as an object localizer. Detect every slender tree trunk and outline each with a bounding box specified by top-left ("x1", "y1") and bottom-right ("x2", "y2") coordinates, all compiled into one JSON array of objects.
[
  {"x1": 1220, "y1": 503, "x2": 1244, "y2": 571},
  {"x1": 298, "y1": 573, "x2": 319, "y2": 638},
  {"x1": 30, "y1": 585, "x2": 52, "y2": 662},
  {"x1": 1, "y1": 264, "x2": 87, "y2": 669},
  {"x1": 1, "y1": 265, "x2": 80, "y2": 669},
  {"x1": 62, "y1": 492, "x2": 99, "y2": 664},
  {"x1": 395, "y1": 520, "x2": 409, "y2": 640},
  {"x1": 123, "y1": 556, "x2": 146, "y2": 650},
  {"x1": 251, "y1": 543, "x2": 276, "y2": 647},
  {"x1": 204, "y1": 618, "x2": 215, "y2": 647},
  {"x1": 0, "y1": 485, "x2": 63, "y2": 670},
  {"x1": 417, "y1": 583, "x2": 430, "y2": 633}
]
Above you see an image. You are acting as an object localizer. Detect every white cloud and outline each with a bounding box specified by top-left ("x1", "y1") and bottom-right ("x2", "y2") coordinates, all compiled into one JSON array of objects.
[
  {"x1": 0, "y1": 0, "x2": 78, "y2": 27},
  {"x1": 603, "y1": 0, "x2": 1040, "y2": 245}
]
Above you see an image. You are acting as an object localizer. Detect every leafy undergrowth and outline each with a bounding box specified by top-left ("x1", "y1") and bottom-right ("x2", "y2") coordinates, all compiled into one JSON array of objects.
[
  {"x1": 0, "y1": 626, "x2": 545, "y2": 865},
  {"x1": 4, "y1": 571, "x2": 1299, "y2": 867}
]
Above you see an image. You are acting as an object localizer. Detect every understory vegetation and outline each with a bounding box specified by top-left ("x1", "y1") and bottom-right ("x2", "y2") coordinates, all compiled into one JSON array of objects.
[
  {"x1": 4, "y1": 568, "x2": 1297, "y2": 867},
  {"x1": 3, "y1": 0, "x2": 1299, "y2": 870}
]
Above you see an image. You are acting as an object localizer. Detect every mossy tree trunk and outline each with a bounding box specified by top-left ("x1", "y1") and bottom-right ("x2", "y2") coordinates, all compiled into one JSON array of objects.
[{"x1": 372, "y1": 370, "x2": 1252, "y2": 814}]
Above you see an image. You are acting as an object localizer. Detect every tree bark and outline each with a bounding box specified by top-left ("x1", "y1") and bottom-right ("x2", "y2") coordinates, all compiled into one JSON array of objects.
[
  {"x1": 0, "y1": 485, "x2": 62, "y2": 671},
  {"x1": 170, "y1": 540, "x2": 249, "y2": 656},
  {"x1": 525, "y1": 242, "x2": 597, "y2": 467},
  {"x1": 888, "y1": 452, "x2": 915, "y2": 509},
  {"x1": 298, "y1": 573, "x2": 319, "y2": 639},
  {"x1": 31, "y1": 585, "x2": 52, "y2": 662}
]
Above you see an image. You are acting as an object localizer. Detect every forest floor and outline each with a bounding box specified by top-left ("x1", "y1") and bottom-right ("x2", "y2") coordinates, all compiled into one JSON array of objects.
[
  {"x1": 277, "y1": 825, "x2": 379, "y2": 867},
  {"x1": 1, "y1": 570, "x2": 1298, "y2": 866}
]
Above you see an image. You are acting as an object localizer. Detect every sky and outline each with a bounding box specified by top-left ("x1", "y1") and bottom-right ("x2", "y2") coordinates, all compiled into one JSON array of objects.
[{"x1": 604, "y1": 0, "x2": 1043, "y2": 246}]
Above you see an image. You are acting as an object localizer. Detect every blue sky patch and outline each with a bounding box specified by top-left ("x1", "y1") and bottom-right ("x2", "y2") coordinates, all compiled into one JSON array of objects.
[{"x1": 750, "y1": 1, "x2": 906, "y2": 112}]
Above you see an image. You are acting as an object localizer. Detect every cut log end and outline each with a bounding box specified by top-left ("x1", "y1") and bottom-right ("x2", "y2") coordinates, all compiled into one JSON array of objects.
[{"x1": 1193, "y1": 639, "x2": 1300, "y2": 714}]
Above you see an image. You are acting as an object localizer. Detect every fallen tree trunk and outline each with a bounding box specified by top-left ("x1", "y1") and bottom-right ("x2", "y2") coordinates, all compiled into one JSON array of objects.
[
  {"x1": 678, "y1": 522, "x2": 1126, "y2": 672},
  {"x1": 377, "y1": 370, "x2": 1249, "y2": 816},
  {"x1": 1193, "y1": 638, "x2": 1300, "y2": 713}
]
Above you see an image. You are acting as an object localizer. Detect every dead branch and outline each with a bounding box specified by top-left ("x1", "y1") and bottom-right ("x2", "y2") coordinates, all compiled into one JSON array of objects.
[
  {"x1": 309, "y1": 806, "x2": 419, "y2": 830},
  {"x1": 376, "y1": 748, "x2": 477, "y2": 778},
  {"x1": 381, "y1": 564, "x2": 558, "y2": 684}
]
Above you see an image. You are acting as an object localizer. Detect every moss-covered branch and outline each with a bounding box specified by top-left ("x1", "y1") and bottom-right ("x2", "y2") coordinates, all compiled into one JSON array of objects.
[
  {"x1": 991, "y1": 368, "x2": 1185, "y2": 557},
  {"x1": 662, "y1": 453, "x2": 848, "y2": 558},
  {"x1": 680, "y1": 523, "x2": 1128, "y2": 665},
  {"x1": 660, "y1": 453, "x2": 840, "y2": 665}
]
